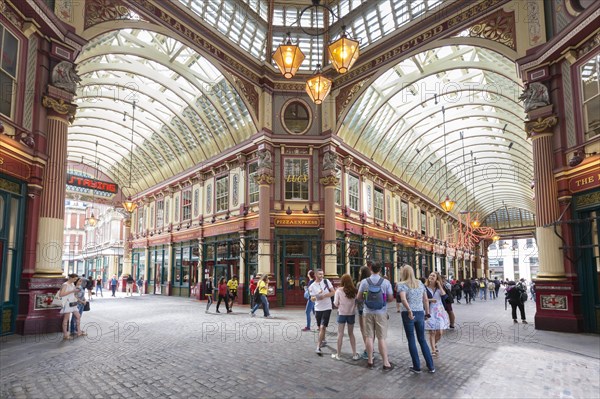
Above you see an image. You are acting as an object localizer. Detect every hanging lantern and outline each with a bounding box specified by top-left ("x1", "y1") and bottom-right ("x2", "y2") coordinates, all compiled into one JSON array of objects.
[
  {"x1": 328, "y1": 29, "x2": 360, "y2": 74},
  {"x1": 272, "y1": 34, "x2": 305, "y2": 79},
  {"x1": 440, "y1": 195, "x2": 456, "y2": 212},
  {"x1": 87, "y1": 212, "x2": 97, "y2": 227},
  {"x1": 122, "y1": 197, "x2": 137, "y2": 213},
  {"x1": 305, "y1": 66, "x2": 332, "y2": 105},
  {"x1": 470, "y1": 218, "x2": 481, "y2": 228},
  {"x1": 492, "y1": 234, "x2": 500, "y2": 242}
]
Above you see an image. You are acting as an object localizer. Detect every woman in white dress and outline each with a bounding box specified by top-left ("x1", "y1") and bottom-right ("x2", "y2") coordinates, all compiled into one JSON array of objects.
[
  {"x1": 60, "y1": 274, "x2": 83, "y2": 340},
  {"x1": 424, "y1": 272, "x2": 450, "y2": 355}
]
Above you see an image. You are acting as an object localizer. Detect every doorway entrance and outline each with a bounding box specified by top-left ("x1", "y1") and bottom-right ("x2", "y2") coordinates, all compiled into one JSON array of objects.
[{"x1": 284, "y1": 258, "x2": 310, "y2": 305}]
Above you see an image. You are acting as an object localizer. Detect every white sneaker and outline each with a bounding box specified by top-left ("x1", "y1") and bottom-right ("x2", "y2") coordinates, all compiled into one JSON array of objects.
[
  {"x1": 315, "y1": 347, "x2": 322, "y2": 354},
  {"x1": 331, "y1": 354, "x2": 341, "y2": 360},
  {"x1": 265, "y1": 315, "x2": 274, "y2": 319},
  {"x1": 352, "y1": 353, "x2": 360, "y2": 361}
]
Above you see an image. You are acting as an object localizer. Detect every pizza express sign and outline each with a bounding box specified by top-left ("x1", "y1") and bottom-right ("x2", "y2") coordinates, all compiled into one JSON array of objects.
[{"x1": 66, "y1": 174, "x2": 118, "y2": 194}]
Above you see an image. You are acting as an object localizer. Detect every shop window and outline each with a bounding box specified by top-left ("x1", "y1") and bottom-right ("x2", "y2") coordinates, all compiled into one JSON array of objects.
[
  {"x1": 0, "y1": 26, "x2": 18, "y2": 119},
  {"x1": 248, "y1": 162, "x2": 259, "y2": 203},
  {"x1": 165, "y1": 199, "x2": 170, "y2": 224},
  {"x1": 193, "y1": 189, "x2": 199, "y2": 217},
  {"x1": 150, "y1": 204, "x2": 154, "y2": 228},
  {"x1": 156, "y1": 200, "x2": 164, "y2": 229},
  {"x1": 374, "y1": 186, "x2": 384, "y2": 220},
  {"x1": 435, "y1": 217, "x2": 441, "y2": 239},
  {"x1": 348, "y1": 174, "x2": 359, "y2": 211},
  {"x1": 284, "y1": 158, "x2": 309, "y2": 200},
  {"x1": 420, "y1": 210, "x2": 427, "y2": 235},
  {"x1": 401, "y1": 200, "x2": 408, "y2": 229},
  {"x1": 206, "y1": 184, "x2": 212, "y2": 214},
  {"x1": 182, "y1": 189, "x2": 192, "y2": 221},
  {"x1": 581, "y1": 53, "x2": 600, "y2": 140},
  {"x1": 216, "y1": 176, "x2": 229, "y2": 212},
  {"x1": 395, "y1": 199, "x2": 400, "y2": 225},
  {"x1": 174, "y1": 196, "x2": 180, "y2": 221},
  {"x1": 137, "y1": 207, "x2": 144, "y2": 232}
]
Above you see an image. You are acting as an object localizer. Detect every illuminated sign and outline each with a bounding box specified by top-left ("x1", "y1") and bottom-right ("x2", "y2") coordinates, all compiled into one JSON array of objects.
[
  {"x1": 274, "y1": 217, "x2": 320, "y2": 227},
  {"x1": 66, "y1": 174, "x2": 118, "y2": 194}
]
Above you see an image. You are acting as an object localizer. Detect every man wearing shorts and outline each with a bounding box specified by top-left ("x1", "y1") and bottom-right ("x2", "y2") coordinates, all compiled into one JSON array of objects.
[
  {"x1": 357, "y1": 264, "x2": 395, "y2": 371},
  {"x1": 308, "y1": 269, "x2": 334, "y2": 355}
]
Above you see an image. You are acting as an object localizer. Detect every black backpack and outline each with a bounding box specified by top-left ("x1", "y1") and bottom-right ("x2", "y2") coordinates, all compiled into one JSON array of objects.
[{"x1": 322, "y1": 279, "x2": 335, "y2": 308}]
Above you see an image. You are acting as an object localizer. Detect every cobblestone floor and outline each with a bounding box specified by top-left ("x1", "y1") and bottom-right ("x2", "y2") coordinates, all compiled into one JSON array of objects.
[{"x1": 1, "y1": 291, "x2": 599, "y2": 399}]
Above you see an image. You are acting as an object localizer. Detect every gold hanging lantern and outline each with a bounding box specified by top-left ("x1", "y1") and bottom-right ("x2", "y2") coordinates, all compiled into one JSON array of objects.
[
  {"x1": 305, "y1": 66, "x2": 332, "y2": 105},
  {"x1": 87, "y1": 212, "x2": 97, "y2": 227},
  {"x1": 492, "y1": 234, "x2": 500, "y2": 242},
  {"x1": 122, "y1": 198, "x2": 137, "y2": 213},
  {"x1": 328, "y1": 29, "x2": 360, "y2": 74},
  {"x1": 440, "y1": 195, "x2": 456, "y2": 212},
  {"x1": 272, "y1": 34, "x2": 305, "y2": 79}
]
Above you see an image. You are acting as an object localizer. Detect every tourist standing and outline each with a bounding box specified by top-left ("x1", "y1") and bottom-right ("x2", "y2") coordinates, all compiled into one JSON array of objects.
[
  {"x1": 109, "y1": 275, "x2": 118, "y2": 297},
  {"x1": 332, "y1": 274, "x2": 359, "y2": 361},
  {"x1": 302, "y1": 270, "x2": 315, "y2": 332},
  {"x1": 216, "y1": 276, "x2": 232, "y2": 313},
  {"x1": 70, "y1": 278, "x2": 87, "y2": 337},
  {"x1": 356, "y1": 265, "x2": 371, "y2": 360},
  {"x1": 59, "y1": 274, "x2": 82, "y2": 340},
  {"x1": 506, "y1": 280, "x2": 527, "y2": 323},
  {"x1": 424, "y1": 272, "x2": 450, "y2": 356},
  {"x1": 309, "y1": 270, "x2": 334, "y2": 354},
  {"x1": 95, "y1": 275, "x2": 103, "y2": 297},
  {"x1": 357, "y1": 264, "x2": 395, "y2": 371},
  {"x1": 205, "y1": 276, "x2": 214, "y2": 313},
  {"x1": 126, "y1": 274, "x2": 134, "y2": 296},
  {"x1": 397, "y1": 265, "x2": 435, "y2": 374},
  {"x1": 227, "y1": 275, "x2": 238, "y2": 310}
]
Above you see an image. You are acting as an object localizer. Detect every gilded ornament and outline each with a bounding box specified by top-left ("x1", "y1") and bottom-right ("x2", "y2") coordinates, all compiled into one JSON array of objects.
[
  {"x1": 42, "y1": 95, "x2": 77, "y2": 118},
  {"x1": 255, "y1": 173, "x2": 274, "y2": 185},
  {"x1": 526, "y1": 115, "x2": 559, "y2": 134},
  {"x1": 320, "y1": 175, "x2": 339, "y2": 187}
]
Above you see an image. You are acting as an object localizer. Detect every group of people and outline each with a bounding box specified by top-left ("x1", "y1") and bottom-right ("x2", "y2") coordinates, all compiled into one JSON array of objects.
[
  {"x1": 59, "y1": 274, "x2": 91, "y2": 340},
  {"x1": 205, "y1": 275, "x2": 239, "y2": 314},
  {"x1": 299, "y1": 265, "x2": 452, "y2": 373}
]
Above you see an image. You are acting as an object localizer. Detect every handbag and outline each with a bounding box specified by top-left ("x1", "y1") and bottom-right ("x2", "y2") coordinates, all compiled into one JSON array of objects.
[
  {"x1": 51, "y1": 290, "x2": 63, "y2": 307},
  {"x1": 303, "y1": 287, "x2": 310, "y2": 300},
  {"x1": 69, "y1": 302, "x2": 78, "y2": 307},
  {"x1": 83, "y1": 301, "x2": 90, "y2": 311},
  {"x1": 253, "y1": 286, "x2": 261, "y2": 303}
]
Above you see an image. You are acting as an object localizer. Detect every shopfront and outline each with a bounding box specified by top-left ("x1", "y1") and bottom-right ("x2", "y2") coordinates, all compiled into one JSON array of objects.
[
  {"x1": 203, "y1": 234, "x2": 240, "y2": 296},
  {"x1": 148, "y1": 245, "x2": 168, "y2": 295},
  {"x1": 0, "y1": 175, "x2": 25, "y2": 335},
  {"x1": 275, "y1": 228, "x2": 321, "y2": 306},
  {"x1": 172, "y1": 241, "x2": 199, "y2": 298}
]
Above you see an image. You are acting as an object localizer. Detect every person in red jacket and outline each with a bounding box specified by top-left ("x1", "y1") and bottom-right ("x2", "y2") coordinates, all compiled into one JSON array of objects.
[
  {"x1": 216, "y1": 277, "x2": 231, "y2": 313},
  {"x1": 249, "y1": 275, "x2": 257, "y2": 308}
]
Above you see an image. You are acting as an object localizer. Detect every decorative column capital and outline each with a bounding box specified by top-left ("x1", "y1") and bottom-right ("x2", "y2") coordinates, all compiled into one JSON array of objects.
[
  {"x1": 255, "y1": 173, "x2": 274, "y2": 185},
  {"x1": 525, "y1": 115, "x2": 558, "y2": 138},
  {"x1": 320, "y1": 175, "x2": 339, "y2": 187},
  {"x1": 42, "y1": 95, "x2": 77, "y2": 123}
]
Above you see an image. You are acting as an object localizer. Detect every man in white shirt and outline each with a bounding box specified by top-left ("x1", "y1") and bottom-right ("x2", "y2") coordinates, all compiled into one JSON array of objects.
[{"x1": 308, "y1": 269, "x2": 334, "y2": 355}]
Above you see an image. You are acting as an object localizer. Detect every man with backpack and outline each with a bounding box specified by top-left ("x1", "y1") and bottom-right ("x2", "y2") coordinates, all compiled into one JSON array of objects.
[
  {"x1": 308, "y1": 269, "x2": 335, "y2": 355},
  {"x1": 505, "y1": 280, "x2": 528, "y2": 324},
  {"x1": 357, "y1": 264, "x2": 395, "y2": 371}
]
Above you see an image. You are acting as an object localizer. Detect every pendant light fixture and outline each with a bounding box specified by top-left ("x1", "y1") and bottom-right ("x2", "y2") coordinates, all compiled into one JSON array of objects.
[
  {"x1": 122, "y1": 100, "x2": 138, "y2": 213},
  {"x1": 469, "y1": 151, "x2": 480, "y2": 228},
  {"x1": 87, "y1": 140, "x2": 99, "y2": 227},
  {"x1": 491, "y1": 184, "x2": 500, "y2": 242},
  {"x1": 328, "y1": 26, "x2": 360, "y2": 74},
  {"x1": 439, "y1": 105, "x2": 455, "y2": 212},
  {"x1": 272, "y1": 33, "x2": 305, "y2": 79}
]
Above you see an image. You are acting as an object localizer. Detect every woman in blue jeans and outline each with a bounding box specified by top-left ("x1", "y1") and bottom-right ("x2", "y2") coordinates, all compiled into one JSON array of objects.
[
  {"x1": 397, "y1": 265, "x2": 435, "y2": 373},
  {"x1": 302, "y1": 270, "x2": 315, "y2": 331},
  {"x1": 250, "y1": 274, "x2": 272, "y2": 318}
]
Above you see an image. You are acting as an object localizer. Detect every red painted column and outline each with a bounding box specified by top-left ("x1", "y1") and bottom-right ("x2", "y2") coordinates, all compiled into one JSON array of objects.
[
  {"x1": 320, "y1": 171, "x2": 338, "y2": 279},
  {"x1": 526, "y1": 114, "x2": 582, "y2": 332}
]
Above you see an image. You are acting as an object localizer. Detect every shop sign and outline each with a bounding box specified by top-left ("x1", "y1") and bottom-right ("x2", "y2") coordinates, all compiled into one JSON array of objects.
[
  {"x1": 66, "y1": 173, "x2": 118, "y2": 194},
  {"x1": 569, "y1": 170, "x2": 600, "y2": 193},
  {"x1": 285, "y1": 174, "x2": 308, "y2": 183},
  {"x1": 274, "y1": 217, "x2": 320, "y2": 227}
]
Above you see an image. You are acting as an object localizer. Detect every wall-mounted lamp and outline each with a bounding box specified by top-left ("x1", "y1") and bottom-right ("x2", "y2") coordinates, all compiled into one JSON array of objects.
[
  {"x1": 303, "y1": 205, "x2": 309, "y2": 214},
  {"x1": 286, "y1": 206, "x2": 292, "y2": 215}
]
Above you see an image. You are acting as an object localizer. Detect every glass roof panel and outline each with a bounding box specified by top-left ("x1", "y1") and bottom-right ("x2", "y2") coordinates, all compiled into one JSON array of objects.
[
  {"x1": 70, "y1": 29, "x2": 256, "y2": 196},
  {"x1": 340, "y1": 45, "x2": 532, "y2": 224}
]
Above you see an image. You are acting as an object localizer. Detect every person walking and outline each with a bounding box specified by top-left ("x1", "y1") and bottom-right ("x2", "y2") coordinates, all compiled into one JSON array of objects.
[
  {"x1": 308, "y1": 269, "x2": 334, "y2": 354},
  {"x1": 442, "y1": 275, "x2": 456, "y2": 328},
  {"x1": 109, "y1": 275, "x2": 118, "y2": 297},
  {"x1": 506, "y1": 280, "x2": 527, "y2": 323},
  {"x1": 126, "y1": 274, "x2": 134, "y2": 296},
  {"x1": 357, "y1": 263, "x2": 395, "y2": 371},
  {"x1": 250, "y1": 274, "x2": 272, "y2": 318},
  {"x1": 424, "y1": 272, "x2": 450, "y2": 356},
  {"x1": 216, "y1": 276, "x2": 232, "y2": 313},
  {"x1": 332, "y1": 273, "x2": 359, "y2": 361},
  {"x1": 462, "y1": 278, "x2": 472, "y2": 304},
  {"x1": 87, "y1": 275, "x2": 95, "y2": 301},
  {"x1": 205, "y1": 276, "x2": 214, "y2": 313},
  {"x1": 227, "y1": 275, "x2": 239, "y2": 311},
  {"x1": 95, "y1": 275, "x2": 104, "y2": 297},
  {"x1": 136, "y1": 275, "x2": 144, "y2": 295},
  {"x1": 249, "y1": 275, "x2": 257, "y2": 309},
  {"x1": 397, "y1": 265, "x2": 435, "y2": 374},
  {"x1": 302, "y1": 270, "x2": 315, "y2": 332}
]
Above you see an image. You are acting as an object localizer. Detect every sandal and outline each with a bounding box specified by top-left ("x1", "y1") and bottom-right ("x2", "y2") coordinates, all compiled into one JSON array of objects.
[
  {"x1": 77, "y1": 332, "x2": 87, "y2": 337},
  {"x1": 63, "y1": 335, "x2": 71, "y2": 341}
]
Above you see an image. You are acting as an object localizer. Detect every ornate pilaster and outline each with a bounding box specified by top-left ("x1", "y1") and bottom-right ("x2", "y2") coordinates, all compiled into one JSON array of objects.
[
  {"x1": 526, "y1": 114, "x2": 564, "y2": 280},
  {"x1": 122, "y1": 217, "x2": 132, "y2": 277},
  {"x1": 34, "y1": 88, "x2": 77, "y2": 277},
  {"x1": 255, "y1": 150, "x2": 273, "y2": 275},
  {"x1": 321, "y1": 170, "x2": 339, "y2": 278}
]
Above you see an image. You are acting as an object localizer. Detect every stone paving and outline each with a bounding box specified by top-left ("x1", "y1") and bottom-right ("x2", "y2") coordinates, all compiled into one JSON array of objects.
[{"x1": 1, "y1": 290, "x2": 599, "y2": 399}]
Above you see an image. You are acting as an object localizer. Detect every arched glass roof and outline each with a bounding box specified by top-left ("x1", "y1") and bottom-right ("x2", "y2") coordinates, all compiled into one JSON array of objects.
[
  {"x1": 176, "y1": 0, "x2": 443, "y2": 71},
  {"x1": 69, "y1": 29, "x2": 256, "y2": 195},
  {"x1": 339, "y1": 45, "x2": 533, "y2": 222}
]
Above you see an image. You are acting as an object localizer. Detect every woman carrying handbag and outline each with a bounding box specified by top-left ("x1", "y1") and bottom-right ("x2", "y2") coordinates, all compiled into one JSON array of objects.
[{"x1": 60, "y1": 274, "x2": 84, "y2": 340}]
